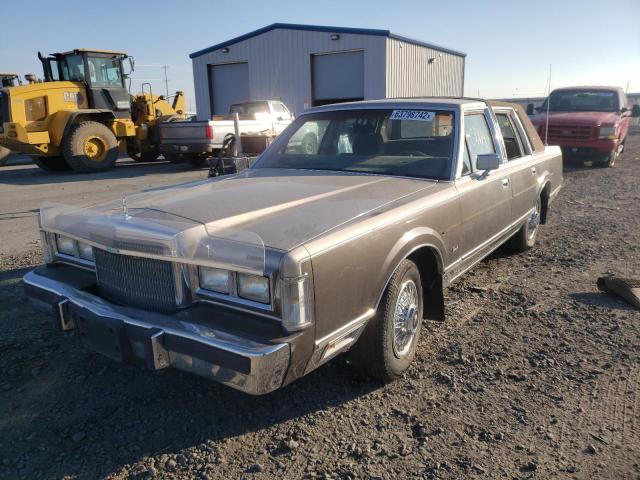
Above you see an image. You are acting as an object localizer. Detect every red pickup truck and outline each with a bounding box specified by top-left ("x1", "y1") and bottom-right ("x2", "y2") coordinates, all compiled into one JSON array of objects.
[{"x1": 528, "y1": 86, "x2": 639, "y2": 167}]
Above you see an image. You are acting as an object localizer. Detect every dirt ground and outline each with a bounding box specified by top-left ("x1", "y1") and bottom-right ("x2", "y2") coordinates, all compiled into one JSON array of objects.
[{"x1": 0, "y1": 139, "x2": 638, "y2": 480}]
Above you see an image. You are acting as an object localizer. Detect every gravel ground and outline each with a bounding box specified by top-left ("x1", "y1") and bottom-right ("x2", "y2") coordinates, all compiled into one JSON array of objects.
[{"x1": 0, "y1": 139, "x2": 638, "y2": 480}]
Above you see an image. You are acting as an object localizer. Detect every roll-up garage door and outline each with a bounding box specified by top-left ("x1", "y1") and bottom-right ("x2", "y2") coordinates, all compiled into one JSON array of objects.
[
  {"x1": 312, "y1": 51, "x2": 364, "y2": 106},
  {"x1": 209, "y1": 62, "x2": 249, "y2": 115}
]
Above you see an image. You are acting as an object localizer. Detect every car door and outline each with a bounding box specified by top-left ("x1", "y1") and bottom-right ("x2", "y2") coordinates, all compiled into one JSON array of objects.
[
  {"x1": 453, "y1": 109, "x2": 512, "y2": 274},
  {"x1": 494, "y1": 108, "x2": 540, "y2": 224},
  {"x1": 271, "y1": 102, "x2": 292, "y2": 134}
]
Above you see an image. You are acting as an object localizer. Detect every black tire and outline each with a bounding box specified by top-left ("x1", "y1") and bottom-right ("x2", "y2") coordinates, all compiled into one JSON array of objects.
[
  {"x1": 301, "y1": 133, "x2": 318, "y2": 154},
  {"x1": 0, "y1": 146, "x2": 11, "y2": 166},
  {"x1": 162, "y1": 152, "x2": 185, "y2": 164},
  {"x1": 186, "y1": 155, "x2": 207, "y2": 168},
  {"x1": 33, "y1": 156, "x2": 72, "y2": 172},
  {"x1": 594, "y1": 143, "x2": 622, "y2": 168},
  {"x1": 62, "y1": 121, "x2": 118, "y2": 172},
  {"x1": 133, "y1": 151, "x2": 161, "y2": 163},
  {"x1": 350, "y1": 259, "x2": 423, "y2": 382},
  {"x1": 508, "y1": 195, "x2": 541, "y2": 252}
]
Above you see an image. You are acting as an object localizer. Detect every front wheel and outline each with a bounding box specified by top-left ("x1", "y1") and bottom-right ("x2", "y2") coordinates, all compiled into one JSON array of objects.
[
  {"x1": 33, "y1": 156, "x2": 72, "y2": 172},
  {"x1": 508, "y1": 195, "x2": 541, "y2": 252},
  {"x1": 350, "y1": 259, "x2": 424, "y2": 382},
  {"x1": 62, "y1": 121, "x2": 119, "y2": 172},
  {"x1": 595, "y1": 142, "x2": 623, "y2": 168}
]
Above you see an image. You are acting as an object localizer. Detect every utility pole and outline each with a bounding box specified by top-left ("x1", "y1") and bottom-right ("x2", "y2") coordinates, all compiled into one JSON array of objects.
[{"x1": 161, "y1": 64, "x2": 170, "y2": 97}]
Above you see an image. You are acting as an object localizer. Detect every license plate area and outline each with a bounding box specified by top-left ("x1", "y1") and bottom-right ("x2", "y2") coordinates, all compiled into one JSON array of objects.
[{"x1": 70, "y1": 304, "x2": 131, "y2": 362}]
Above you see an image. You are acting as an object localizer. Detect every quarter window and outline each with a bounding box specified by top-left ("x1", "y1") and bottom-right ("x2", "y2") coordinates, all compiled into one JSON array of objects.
[
  {"x1": 464, "y1": 113, "x2": 495, "y2": 171},
  {"x1": 496, "y1": 112, "x2": 525, "y2": 160}
]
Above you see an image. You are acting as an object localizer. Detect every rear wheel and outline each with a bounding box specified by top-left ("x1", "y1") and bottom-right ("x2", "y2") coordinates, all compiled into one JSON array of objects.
[
  {"x1": 62, "y1": 121, "x2": 118, "y2": 172},
  {"x1": 33, "y1": 156, "x2": 72, "y2": 172},
  {"x1": 186, "y1": 155, "x2": 207, "y2": 168},
  {"x1": 350, "y1": 259, "x2": 423, "y2": 382},
  {"x1": 508, "y1": 195, "x2": 541, "y2": 252},
  {"x1": 301, "y1": 133, "x2": 318, "y2": 154},
  {"x1": 133, "y1": 150, "x2": 161, "y2": 163}
]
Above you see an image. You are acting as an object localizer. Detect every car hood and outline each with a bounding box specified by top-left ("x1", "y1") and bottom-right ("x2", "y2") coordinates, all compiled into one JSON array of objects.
[
  {"x1": 530, "y1": 111, "x2": 619, "y2": 127},
  {"x1": 120, "y1": 168, "x2": 437, "y2": 251}
]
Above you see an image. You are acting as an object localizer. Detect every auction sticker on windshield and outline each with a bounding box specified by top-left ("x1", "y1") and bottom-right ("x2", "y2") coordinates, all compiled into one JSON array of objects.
[{"x1": 389, "y1": 110, "x2": 435, "y2": 121}]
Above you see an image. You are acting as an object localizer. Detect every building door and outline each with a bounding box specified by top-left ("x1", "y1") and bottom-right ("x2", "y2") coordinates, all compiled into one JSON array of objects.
[
  {"x1": 311, "y1": 51, "x2": 364, "y2": 107},
  {"x1": 209, "y1": 62, "x2": 249, "y2": 115}
]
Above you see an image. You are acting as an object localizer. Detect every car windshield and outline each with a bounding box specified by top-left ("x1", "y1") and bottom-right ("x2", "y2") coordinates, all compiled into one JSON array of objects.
[
  {"x1": 254, "y1": 109, "x2": 455, "y2": 180},
  {"x1": 543, "y1": 90, "x2": 619, "y2": 113}
]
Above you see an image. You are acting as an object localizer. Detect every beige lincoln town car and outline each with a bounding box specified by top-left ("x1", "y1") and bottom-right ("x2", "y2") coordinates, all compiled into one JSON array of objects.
[{"x1": 24, "y1": 98, "x2": 563, "y2": 394}]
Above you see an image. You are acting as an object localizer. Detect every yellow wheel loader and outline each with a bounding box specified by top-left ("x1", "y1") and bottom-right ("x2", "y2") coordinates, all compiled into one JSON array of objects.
[{"x1": 0, "y1": 50, "x2": 185, "y2": 172}]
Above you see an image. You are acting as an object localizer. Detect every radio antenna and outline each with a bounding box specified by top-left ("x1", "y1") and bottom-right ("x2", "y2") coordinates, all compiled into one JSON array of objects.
[{"x1": 544, "y1": 64, "x2": 552, "y2": 145}]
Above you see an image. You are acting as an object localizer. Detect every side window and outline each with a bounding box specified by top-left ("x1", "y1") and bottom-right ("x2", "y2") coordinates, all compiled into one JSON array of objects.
[
  {"x1": 496, "y1": 112, "x2": 525, "y2": 160},
  {"x1": 464, "y1": 113, "x2": 495, "y2": 171}
]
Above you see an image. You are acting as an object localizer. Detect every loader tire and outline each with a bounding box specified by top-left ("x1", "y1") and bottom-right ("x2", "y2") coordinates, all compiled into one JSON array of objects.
[
  {"x1": 62, "y1": 121, "x2": 118, "y2": 172},
  {"x1": 33, "y1": 156, "x2": 72, "y2": 172}
]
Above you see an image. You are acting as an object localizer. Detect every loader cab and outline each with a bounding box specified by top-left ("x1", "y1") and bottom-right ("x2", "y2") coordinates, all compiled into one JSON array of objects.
[
  {"x1": 39, "y1": 49, "x2": 132, "y2": 118},
  {"x1": 0, "y1": 73, "x2": 21, "y2": 88}
]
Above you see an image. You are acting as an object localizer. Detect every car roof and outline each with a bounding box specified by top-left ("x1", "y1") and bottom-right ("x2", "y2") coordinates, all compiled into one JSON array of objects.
[
  {"x1": 305, "y1": 97, "x2": 487, "y2": 113},
  {"x1": 552, "y1": 86, "x2": 622, "y2": 92},
  {"x1": 56, "y1": 49, "x2": 128, "y2": 57}
]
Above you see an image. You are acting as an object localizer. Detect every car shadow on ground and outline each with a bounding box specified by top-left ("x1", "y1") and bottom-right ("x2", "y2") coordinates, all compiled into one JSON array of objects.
[
  {"x1": 0, "y1": 265, "x2": 382, "y2": 479},
  {"x1": 0, "y1": 158, "x2": 200, "y2": 187}
]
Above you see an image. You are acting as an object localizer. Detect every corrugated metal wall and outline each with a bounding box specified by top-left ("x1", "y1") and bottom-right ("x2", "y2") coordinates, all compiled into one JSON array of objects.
[
  {"x1": 192, "y1": 29, "x2": 387, "y2": 119},
  {"x1": 385, "y1": 38, "x2": 464, "y2": 98}
]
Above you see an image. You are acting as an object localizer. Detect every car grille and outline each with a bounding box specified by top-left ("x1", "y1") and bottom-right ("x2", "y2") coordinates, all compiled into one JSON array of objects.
[
  {"x1": 94, "y1": 249, "x2": 178, "y2": 313},
  {"x1": 545, "y1": 125, "x2": 594, "y2": 141},
  {"x1": 0, "y1": 91, "x2": 9, "y2": 133}
]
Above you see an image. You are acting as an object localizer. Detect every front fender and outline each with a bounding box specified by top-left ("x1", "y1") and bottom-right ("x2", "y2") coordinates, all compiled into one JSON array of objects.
[{"x1": 374, "y1": 226, "x2": 445, "y2": 310}]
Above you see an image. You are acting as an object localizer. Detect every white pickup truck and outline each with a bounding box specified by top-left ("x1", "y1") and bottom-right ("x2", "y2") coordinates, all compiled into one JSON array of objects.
[{"x1": 159, "y1": 100, "x2": 294, "y2": 167}]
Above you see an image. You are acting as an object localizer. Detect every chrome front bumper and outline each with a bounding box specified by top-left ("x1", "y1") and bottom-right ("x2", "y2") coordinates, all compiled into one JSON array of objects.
[{"x1": 23, "y1": 269, "x2": 290, "y2": 395}]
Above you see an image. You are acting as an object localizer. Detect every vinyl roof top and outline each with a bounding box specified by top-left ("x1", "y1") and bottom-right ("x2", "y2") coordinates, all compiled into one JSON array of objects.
[
  {"x1": 190, "y1": 23, "x2": 466, "y2": 59},
  {"x1": 303, "y1": 97, "x2": 487, "y2": 113}
]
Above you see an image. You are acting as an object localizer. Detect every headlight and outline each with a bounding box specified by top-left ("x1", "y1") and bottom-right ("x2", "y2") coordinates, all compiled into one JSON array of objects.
[
  {"x1": 78, "y1": 242, "x2": 94, "y2": 261},
  {"x1": 237, "y1": 273, "x2": 270, "y2": 304},
  {"x1": 199, "y1": 266, "x2": 232, "y2": 294},
  {"x1": 598, "y1": 126, "x2": 616, "y2": 139},
  {"x1": 56, "y1": 235, "x2": 77, "y2": 256},
  {"x1": 281, "y1": 274, "x2": 313, "y2": 331}
]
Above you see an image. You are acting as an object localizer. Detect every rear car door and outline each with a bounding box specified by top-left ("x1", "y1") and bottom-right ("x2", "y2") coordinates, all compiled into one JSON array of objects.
[
  {"x1": 494, "y1": 108, "x2": 540, "y2": 224},
  {"x1": 454, "y1": 109, "x2": 512, "y2": 268}
]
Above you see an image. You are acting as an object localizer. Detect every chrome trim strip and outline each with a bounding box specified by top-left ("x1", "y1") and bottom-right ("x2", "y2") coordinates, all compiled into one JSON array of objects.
[
  {"x1": 315, "y1": 308, "x2": 376, "y2": 348},
  {"x1": 444, "y1": 208, "x2": 533, "y2": 283}
]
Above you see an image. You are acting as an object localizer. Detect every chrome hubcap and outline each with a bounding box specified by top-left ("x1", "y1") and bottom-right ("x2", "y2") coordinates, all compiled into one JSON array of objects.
[
  {"x1": 527, "y1": 198, "x2": 541, "y2": 240},
  {"x1": 393, "y1": 280, "x2": 420, "y2": 357}
]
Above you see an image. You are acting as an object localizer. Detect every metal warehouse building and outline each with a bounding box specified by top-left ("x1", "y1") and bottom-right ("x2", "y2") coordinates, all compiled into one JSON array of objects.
[{"x1": 190, "y1": 23, "x2": 466, "y2": 119}]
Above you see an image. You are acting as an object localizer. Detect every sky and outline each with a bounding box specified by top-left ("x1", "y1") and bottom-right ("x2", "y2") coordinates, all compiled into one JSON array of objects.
[{"x1": 1, "y1": 0, "x2": 639, "y2": 112}]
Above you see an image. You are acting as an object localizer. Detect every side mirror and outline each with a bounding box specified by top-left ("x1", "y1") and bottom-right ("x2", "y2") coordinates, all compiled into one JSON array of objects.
[
  {"x1": 526, "y1": 103, "x2": 534, "y2": 115},
  {"x1": 476, "y1": 153, "x2": 500, "y2": 171},
  {"x1": 631, "y1": 104, "x2": 640, "y2": 118},
  {"x1": 276, "y1": 116, "x2": 284, "y2": 121}
]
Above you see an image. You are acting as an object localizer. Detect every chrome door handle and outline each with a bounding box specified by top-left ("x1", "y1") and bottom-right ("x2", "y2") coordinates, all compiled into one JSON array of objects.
[
  {"x1": 501, "y1": 178, "x2": 510, "y2": 188},
  {"x1": 531, "y1": 167, "x2": 537, "y2": 175}
]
